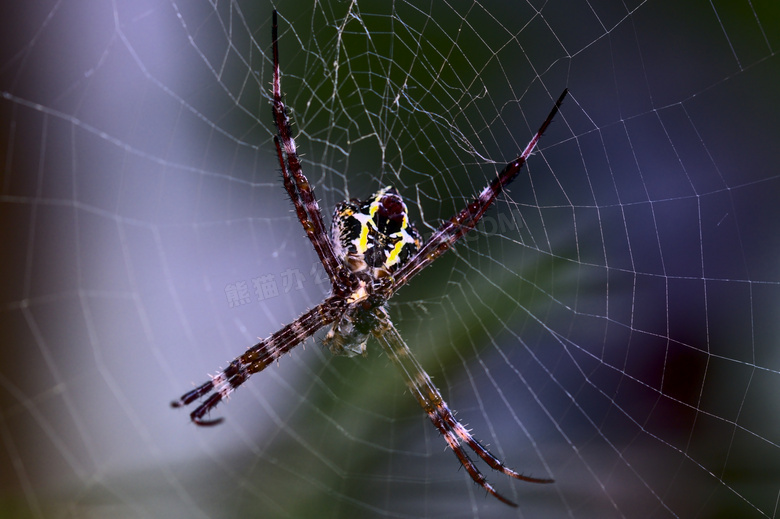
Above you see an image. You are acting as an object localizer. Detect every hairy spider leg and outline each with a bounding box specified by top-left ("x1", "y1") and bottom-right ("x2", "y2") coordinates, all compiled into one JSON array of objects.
[
  {"x1": 392, "y1": 89, "x2": 568, "y2": 291},
  {"x1": 372, "y1": 310, "x2": 553, "y2": 507},
  {"x1": 271, "y1": 11, "x2": 346, "y2": 288},
  {"x1": 171, "y1": 297, "x2": 343, "y2": 425}
]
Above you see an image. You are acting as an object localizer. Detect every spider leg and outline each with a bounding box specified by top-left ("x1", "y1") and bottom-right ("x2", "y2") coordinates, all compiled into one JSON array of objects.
[
  {"x1": 371, "y1": 310, "x2": 552, "y2": 507},
  {"x1": 392, "y1": 89, "x2": 568, "y2": 291},
  {"x1": 439, "y1": 412, "x2": 553, "y2": 484},
  {"x1": 172, "y1": 297, "x2": 342, "y2": 425},
  {"x1": 171, "y1": 359, "x2": 248, "y2": 426},
  {"x1": 271, "y1": 11, "x2": 346, "y2": 289}
]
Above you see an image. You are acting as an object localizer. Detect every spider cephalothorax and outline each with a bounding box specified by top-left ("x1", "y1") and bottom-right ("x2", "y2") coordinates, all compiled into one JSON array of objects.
[{"x1": 172, "y1": 9, "x2": 567, "y2": 507}]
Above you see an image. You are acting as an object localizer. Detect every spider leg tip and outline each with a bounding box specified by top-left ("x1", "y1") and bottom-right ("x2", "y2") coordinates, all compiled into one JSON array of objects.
[
  {"x1": 489, "y1": 488, "x2": 519, "y2": 507},
  {"x1": 513, "y1": 473, "x2": 555, "y2": 484},
  {"x1": 192, "y1": 416, "x2": 225, "y2": 427}
]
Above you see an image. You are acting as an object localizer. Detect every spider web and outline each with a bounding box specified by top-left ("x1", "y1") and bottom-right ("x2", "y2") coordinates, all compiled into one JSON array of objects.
[{"x1": 2, "y1": 0, "x2": 779, "y2": 517}]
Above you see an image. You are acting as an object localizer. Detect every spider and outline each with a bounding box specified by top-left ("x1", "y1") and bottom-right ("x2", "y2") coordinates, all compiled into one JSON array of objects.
[{"x1": 172, "y1": 10, "x2": 567, "y2": 507}]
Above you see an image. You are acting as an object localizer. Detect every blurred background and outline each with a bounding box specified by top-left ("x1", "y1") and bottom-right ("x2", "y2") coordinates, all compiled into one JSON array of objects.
[{"x1": 1, "y1": 0, "x2": 779, "y2": 517}]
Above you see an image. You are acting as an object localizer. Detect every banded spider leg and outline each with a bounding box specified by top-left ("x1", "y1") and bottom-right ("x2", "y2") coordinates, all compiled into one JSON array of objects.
[
  {"x1": 270, "y1": 10, "x2": 347, "y2": 290},
  {"x1": 171, "y1": 297, "x2": 343, "y2": 425},
  {"x1": 391, "y1": 88, "x2": 568, "y2": 291},
  {"x1": 372, "y1": 308, "x2": 552, "y2": 506}
]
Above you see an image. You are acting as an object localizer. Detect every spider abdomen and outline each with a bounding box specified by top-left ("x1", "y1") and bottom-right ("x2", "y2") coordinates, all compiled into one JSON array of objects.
[{"x1": 331, "y1": 186, "x2": 422, "y2": 273}]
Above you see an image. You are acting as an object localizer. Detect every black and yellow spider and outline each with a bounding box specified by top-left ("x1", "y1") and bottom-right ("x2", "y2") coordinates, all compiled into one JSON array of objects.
[{"x1": 172, "y1": 10, "x2": 567, "y2": 507}]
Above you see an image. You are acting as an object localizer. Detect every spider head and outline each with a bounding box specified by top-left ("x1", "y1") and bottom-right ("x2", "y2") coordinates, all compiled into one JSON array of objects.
[
  {"x1": 323, "y1": 319, "x2": 369, "y2": 357},
  {"x1": 323, "y1": 293, "x2": 387, "y2": 357}
]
